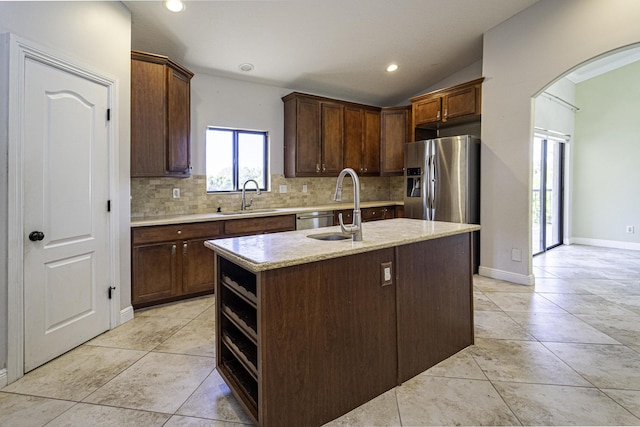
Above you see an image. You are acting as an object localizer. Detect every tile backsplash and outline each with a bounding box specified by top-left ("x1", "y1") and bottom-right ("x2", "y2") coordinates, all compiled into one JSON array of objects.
[{"x1": 131, "y1": 174, "x2": 404, "y2": 218}]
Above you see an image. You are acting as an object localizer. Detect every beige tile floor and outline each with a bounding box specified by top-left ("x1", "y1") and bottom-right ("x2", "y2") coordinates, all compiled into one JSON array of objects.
[{"x1": 1, "y1": 244, "x2": 640, "y2": 426}]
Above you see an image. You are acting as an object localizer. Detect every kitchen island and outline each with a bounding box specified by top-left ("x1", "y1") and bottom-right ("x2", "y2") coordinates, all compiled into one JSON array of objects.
[{"x1": 205, "y1": 218, "x2": 480, "y2": 427}]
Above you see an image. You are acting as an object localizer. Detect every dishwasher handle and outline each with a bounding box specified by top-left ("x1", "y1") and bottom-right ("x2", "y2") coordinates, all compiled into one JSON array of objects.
[{"x1": 296, "y1": 213, "x2": 334, "y2": 220}]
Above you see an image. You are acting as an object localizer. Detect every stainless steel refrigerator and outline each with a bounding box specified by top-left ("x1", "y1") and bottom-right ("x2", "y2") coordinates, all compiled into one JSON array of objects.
[{"x1": 404, "y1": 135, "x2": 480, "y2": 224}]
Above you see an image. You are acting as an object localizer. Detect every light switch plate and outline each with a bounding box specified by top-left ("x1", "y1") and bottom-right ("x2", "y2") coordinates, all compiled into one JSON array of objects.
[
  {"x1": 381, "y1": 262, "x2": 392, "y2": 286},
  {"x1": 172, "y1": 188, "x2": 180, "y2": 198}
]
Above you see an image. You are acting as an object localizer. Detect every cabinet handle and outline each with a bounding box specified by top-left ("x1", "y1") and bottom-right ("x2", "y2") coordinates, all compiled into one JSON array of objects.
[
  {"x1": 171, "y1": 244, "x2": 176, "y2": 256},
  {"x1": 316, "y1": 164, "x2": 321, "y2": 173},
  {"x1": 183, "y1": 243, "x2": 188, "y2": 255},
  {"x1": 364, "y1": 167, "x2": 368, "y2": 172},
  {"x1": 177, "y1": 230, "x2": 182, "y2": 235},
  {"x1": 437, "y1": 111, "x2": 441, "y2": 121},
  {"x1": 322, "y1": 164, "x2": 326, "y2": 172},
  {"x1": 444, "y1": 108, "x2": 448, "y2": 119}
]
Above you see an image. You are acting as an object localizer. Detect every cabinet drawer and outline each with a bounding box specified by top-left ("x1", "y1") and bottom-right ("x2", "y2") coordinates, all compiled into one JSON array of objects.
[
  {"x1": 133, "y1": 221, "x2": 224, "y2": 245},
  {"x1": 362, "y1": 207, "x2": 389, "y2": 221},
  {"x1": 333, "y1": 209, "x2": 353, "y2": 225},
  {"x1": 224, "y1": 215, "x2": 295, "y2": 236}
]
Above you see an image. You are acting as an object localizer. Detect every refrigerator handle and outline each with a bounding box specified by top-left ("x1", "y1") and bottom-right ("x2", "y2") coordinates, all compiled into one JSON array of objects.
[
  {"x1": 429, "y1": 154, "x2": 436, "y2": 219},
  {"x1": 427, "y1": 156, "x2": 431, "y2": 218}
]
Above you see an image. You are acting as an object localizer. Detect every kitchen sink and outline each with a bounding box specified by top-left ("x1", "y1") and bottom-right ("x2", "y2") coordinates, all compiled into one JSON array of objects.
[{"x1": 307, "y1": 232, "x2": 352, "y2": 241}]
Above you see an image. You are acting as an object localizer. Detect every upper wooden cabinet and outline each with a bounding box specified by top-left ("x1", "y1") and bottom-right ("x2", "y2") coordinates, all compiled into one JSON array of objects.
[
  {"x1": 344, "y1": 106, "x2": 381, "y2": 175},
  {"x1": 131, "y1": 50, "x2": 194, "y2": 177},
  {"x1": 380, "y1": 106, "x2": 411, "y2": 175},
  {"x1": 283, "y1": 93, "x2": 344, "y2": 177},
  {"x1": 410, "y1": 78, "x2": 483, "y2": 130}
]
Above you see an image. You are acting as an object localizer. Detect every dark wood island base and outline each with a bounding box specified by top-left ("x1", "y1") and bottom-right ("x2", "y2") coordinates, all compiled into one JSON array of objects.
[{"x1": 208, "y1": 219, "x2": 477, "y2": 426}]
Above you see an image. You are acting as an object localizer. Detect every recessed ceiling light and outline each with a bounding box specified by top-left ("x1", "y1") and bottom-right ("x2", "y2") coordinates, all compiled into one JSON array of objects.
[
  {"x1": 386, "y1": 64, "x2": 399, "y2": 72},
  {"x1": 239, "y1": 63, "x2": 255, "y2": 72},
  {"x1": 165, "y1": 0, "x2": 185, "y2": 12}
]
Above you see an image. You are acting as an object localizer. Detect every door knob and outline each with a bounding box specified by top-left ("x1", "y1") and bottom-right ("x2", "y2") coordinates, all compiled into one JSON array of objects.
[{"x1": 29, "y1": 231, "x2": 45, "y2": 241}]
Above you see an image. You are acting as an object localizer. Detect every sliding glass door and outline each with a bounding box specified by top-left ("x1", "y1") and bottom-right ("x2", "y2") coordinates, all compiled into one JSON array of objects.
[{"x1": 532, "y1": 137, "x2": 565, "y2": 256}]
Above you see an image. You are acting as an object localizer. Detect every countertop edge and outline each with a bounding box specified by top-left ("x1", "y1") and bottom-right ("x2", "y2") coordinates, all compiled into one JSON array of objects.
[
  {"x1": 131, "y1": 201, "x2": 404, "y2": 227},
  {"x1": 205, "y1": 219, "x2": 480, "y2": 272}
]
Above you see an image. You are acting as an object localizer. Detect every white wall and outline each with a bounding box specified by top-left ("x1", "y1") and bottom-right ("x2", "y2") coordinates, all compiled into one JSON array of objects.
[
  {"x1": 535, "y1": 78, "x2": 576, "y2": 138},
  {"x1": 190, "y1": 73, "x2": 293, "y2": 176},
  {"x1": 572, "y1": 60, "x2": 640, "y2": 248},
  {"x1": 0, "y1": 1, "x2": 131, "y2": 374},
  {"x1": 481, "y1": 0, "x2": 640, "y2": 284}
]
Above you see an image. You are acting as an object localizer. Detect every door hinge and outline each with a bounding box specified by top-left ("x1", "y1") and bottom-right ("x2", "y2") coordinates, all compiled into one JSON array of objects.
[
  {"x1": 108, "y1": 286, "x2": 116, "y2": 299},
  {"x1": 107, "y1": 200, "x2": 111, "y2": 212},
  {"x1": 107, "y1": 108, "x2": 111, "y2": 121}
]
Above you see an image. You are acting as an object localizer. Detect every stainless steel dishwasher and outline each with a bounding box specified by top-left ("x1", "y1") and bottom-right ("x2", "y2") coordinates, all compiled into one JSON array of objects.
[{"x1": 295, "y1": 211, "x2": 334, "y2": 230}]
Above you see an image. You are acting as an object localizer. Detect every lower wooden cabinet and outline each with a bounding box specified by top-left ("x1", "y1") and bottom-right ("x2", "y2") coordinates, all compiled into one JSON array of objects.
[
  {"x1": 334, "y1": 205, "x2": 396, "y2": 225},
  {"x1": 131, "y1": 222, "x2": 223, "y2": 308},
  {"x1": 132, "y1": 242, "x2": 180, "y2": 305},
  {"x1": 131, "y1": 215, "x2": 296, "y2": 308}
]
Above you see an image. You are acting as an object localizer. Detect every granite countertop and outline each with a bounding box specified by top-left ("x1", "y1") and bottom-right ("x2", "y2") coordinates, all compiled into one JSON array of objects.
[
  {"x1": 205, "y1": 218, "x2": 480, "y2": 272},
  {"x1": 131, "y1": 200, "x2": 403, "y2": 227}
]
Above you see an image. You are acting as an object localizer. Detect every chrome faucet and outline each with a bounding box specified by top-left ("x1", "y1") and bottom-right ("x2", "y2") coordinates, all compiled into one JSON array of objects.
[
  {"x1": 241, "y1": 179, "x2": 261, "y2": 210},
  {"x1": 333, "y1": 168, "x2": 362, "y2": 241}
]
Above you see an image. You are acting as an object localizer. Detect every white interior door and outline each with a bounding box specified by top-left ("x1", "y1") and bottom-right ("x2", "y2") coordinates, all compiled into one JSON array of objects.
[{"x1": 23, "y1": 56, "x2": 111, "y2": 372}]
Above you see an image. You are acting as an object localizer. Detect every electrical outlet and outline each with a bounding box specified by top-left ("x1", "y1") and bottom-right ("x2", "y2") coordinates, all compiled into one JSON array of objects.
[
  {"x1": 172, "y1": 188, "x2": 180, "y2": 198},
  {"x1": 302, "y1": 184, "x2": 308, "y2": 193},
  {"x1": 626, "y1": 225, "x2": 635, "y2": 234},
  {"x1": 381, "y1": 262, "x2": 392, "y2": 286}
]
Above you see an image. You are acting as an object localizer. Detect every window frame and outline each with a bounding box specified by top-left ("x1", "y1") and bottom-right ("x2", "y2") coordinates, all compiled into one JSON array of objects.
[{"x1": 205, "y1": 126, "x2": 269, "y2": 193}]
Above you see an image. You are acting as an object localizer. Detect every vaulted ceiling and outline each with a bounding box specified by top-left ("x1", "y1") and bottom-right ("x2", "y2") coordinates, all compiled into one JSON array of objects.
[{"x1": 125, "y1": 0, "x2": 538, "y2": 106}]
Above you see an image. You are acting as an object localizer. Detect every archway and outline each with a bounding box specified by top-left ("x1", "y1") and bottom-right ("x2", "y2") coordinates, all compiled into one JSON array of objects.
[{"x1": 531, "y1": 45, "x2": 640, "y2": 266}]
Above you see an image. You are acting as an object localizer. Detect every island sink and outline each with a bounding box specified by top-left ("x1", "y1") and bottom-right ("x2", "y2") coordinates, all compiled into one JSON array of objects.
[{"x1": 307, "y1": 231, "x2": 351, "y2": 241}]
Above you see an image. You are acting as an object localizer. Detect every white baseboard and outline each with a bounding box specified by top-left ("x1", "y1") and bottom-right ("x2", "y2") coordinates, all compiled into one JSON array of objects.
[
  {"x1": 0, "y1": 368, "x2": 7, "y2": 389},
  {"x1": 478, "y1": 266, "x2": 535, "y2": 286},
  {"x1": 120, "y1": 305, "x2": 134, "y2": 324},
  {"x1": 569, "y1": 237, "x2": 640, "y2": 251}
]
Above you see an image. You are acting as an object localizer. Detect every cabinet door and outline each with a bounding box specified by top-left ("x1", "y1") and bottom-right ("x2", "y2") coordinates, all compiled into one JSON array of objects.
[
  {"x1": 382, "y1": 206, "x2": 396, "y2": 219},
  {"x1": 343, "y1": 106, "x2": 364, "y2": 173},
  {"x1": 131, "y1": 59, "x2": 166, "y2": 176},
  {"x1": 443, "y1": 85, "x2": 477, "y2": 121},
  {"x1": 381, "y1": 107, "x2": 410, "y2": 175},
  {"x1": 414, "y1": 96, "x2": 441, "y2": 125},
  {"x1": 361, "y1": 207, "x2": 387, "y2": 221},
  {"x1": 362, "y1": 109, "x2": 380, "y2": 175},
  {"x1": 296, "y1": 98, "x2": 321, "y2": 175},
  {"x1": 167, "y1": 67, "x2": 191, "y2": 175},
  {"x1": 320, "y1": 102, "x2": 344, "y2": 174},
  {"x1": 182, "y1": 238, "x2": 215, "y2": 294},
  {"x1": 132, "y1": 242, "x2": 179, "y2": 307}
]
